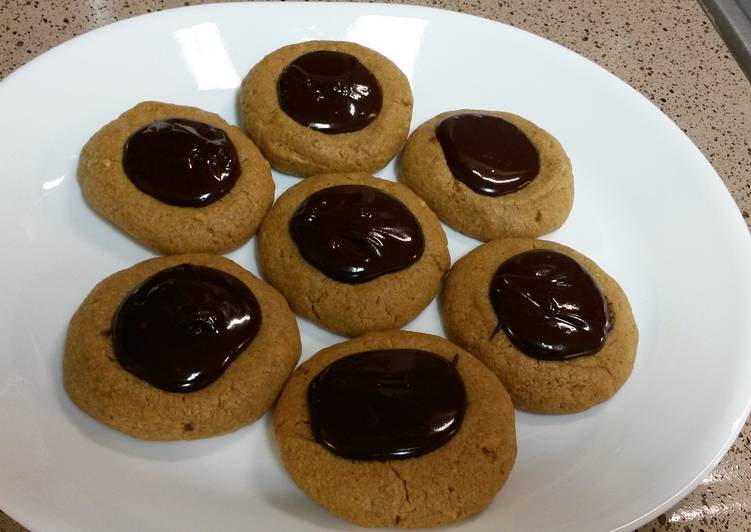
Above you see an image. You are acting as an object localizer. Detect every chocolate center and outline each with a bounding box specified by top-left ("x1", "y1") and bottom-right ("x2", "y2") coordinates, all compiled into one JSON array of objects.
[
  {"x1": 112, "y1": 264, "x2": 261, "y2": 392},
  {"x1": 308, "y1": 349, "x2": 466, "y2": 460},
  {"x1": 122, "y1": 118, "x2": 240, "y2": 207},
  {"x1": 289, "y1": 184, "x2": 424, "y2": 284},
  {"x1": 436, "y1": 113, "x2": 540, "y2": 196},
  {"x1": 277, "y1": 50, "x2": 382, "y2": 134},
  {"x1": 489, "y1": 250, "x2": 611, "y2": 360}
]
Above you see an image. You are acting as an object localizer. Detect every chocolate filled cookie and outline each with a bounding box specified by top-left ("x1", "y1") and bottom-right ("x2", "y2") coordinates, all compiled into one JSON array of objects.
[
  {"x1": 399, "y1": 110, "x2": 573, "y2": 240},
  {"x1": 78, "y1": 101, "x2": 274, "y2": 254},
  {"x1": 441, "y1": 238, "x2": 638, "y2": 414},
  {"x1": 239, "y1": 41, "x2": 413, "y2": 177},
  {"x1": 274, "y1": 330, "x2": 516, "y2": 528},
  {"x1": 257, "y1": 172, "x2": 450, "y2": 337},
  {"x1": 64, "y1": 254, "x2": 301, "y2": 440}
]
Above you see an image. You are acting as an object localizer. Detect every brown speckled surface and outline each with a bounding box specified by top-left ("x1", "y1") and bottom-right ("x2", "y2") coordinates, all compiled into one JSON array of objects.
[{"x1": 1, "y1": 1, "x2": 750, "y2": 531}]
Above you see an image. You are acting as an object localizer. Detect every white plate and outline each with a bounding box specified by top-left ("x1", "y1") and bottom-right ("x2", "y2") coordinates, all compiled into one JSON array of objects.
[{"x1": 1, "y1": 3, "x2": 750, "y2": 531}]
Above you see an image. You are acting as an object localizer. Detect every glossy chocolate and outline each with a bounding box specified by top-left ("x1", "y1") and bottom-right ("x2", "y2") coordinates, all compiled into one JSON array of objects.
[
  {"x1": 277, "y1": 50, "x2": 382, "y2": 134},
  {"x1": 308, "y1": 349, "x2": 466, "y2": 460},
  {"x1": 436, "y1": 113, "x2": 540, "y2": 196},
  {"x1": 122, "y1": 118, "x2": 240, "y2": 207},
  {"x1": 490, "y1": 250, "x2": 611, "y2": 360},
  {"x1": 112, "y1": 264, "x2": 261, "y2": 392},
  {"x1": 289, "y1": 184, "x2": 424, "y2": 284}
]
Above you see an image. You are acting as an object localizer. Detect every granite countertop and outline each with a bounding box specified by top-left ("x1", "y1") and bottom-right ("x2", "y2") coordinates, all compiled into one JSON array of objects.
[{"x1": 1, "y1": 1, "x2": 749, "y2": 531}]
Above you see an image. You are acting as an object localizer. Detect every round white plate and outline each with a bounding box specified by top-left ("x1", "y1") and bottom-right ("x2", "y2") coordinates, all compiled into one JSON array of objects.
[{"x1": 1, "y1": 3, "x2": 750, "y2": 531}]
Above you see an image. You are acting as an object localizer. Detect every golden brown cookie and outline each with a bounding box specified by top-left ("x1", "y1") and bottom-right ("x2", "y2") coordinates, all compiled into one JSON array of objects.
[
  {"x1": 64, "y1": 254, "x2": 301, "y2": 440},
  {"x1": 442, "y1": 238, "x2": 638, "y2": 414},
  {"x1": 399, "y1": 110, "x2": 573, "y2": 240},
  {"x1": 239, "y1": 41, "x2": 413, "y2": 177},
  {"x1": 274, "y1": 330, "x2": 516, "y2": 528},
  {"x1": 257, "y1": 172, "x2": 450, "y2": 337},
  {"x1": 78, "y1": 101, "x2": 274, "y2": 254}
]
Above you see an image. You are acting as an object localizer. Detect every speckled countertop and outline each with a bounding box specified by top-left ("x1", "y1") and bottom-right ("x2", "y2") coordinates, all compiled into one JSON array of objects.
[{"x1": 0, "y1": 1, "x2": 749, "y2": 531}]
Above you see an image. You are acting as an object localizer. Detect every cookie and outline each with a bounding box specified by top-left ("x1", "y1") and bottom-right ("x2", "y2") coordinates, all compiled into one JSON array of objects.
[
  {"x1": 257, "y1": 172, "x2": 450, "y2": 337},
  {"x1": 239, "y1": 41, "x2": 413, "y2": 177},
  {"x1": 64, "y1": 254, "x2": 301, "y2": 440},
  {"x1": 78, "y1": 101, "x2": 274, "y2": 254},
  {"x1": 442, "y1": 238, "x2": 638, "y2": 414},
  {"x1": 399, "y1": 110, "x2": 573, "y2": 240},
  {"x1": 274, "y1": 330, "x2": 516, "y2": 528}
]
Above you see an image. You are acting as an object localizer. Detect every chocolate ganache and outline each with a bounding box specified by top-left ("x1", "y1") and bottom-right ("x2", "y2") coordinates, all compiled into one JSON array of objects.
[
  {"x1": 436, "y1": 113, "x2": 540, "y2": 196},
  {"x1": 277, "y1": 50, "x2": 382, "y2": 134},
  {"x1": 112, "y1": 264, "x2": 261, "y2": 392},
  {"x1": 289, "y1": 184, "x2": 424, "y2": 284},
  {"x1": 123, "y1": 118, "x2": 240, "y2": 207},
  {"x1": 308, "y1": 349, "x2": 466, "y2": 460},
  {"x1": 490, "y1": 250, "x2": 611, "y2": 360}
]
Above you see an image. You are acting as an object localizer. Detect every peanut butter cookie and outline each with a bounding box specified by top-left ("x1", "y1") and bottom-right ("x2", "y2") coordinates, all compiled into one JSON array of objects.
[
  {"x1": 64, "y1": 254, "x2": 300, "y2": 440},
  {"x1": 257, "y1": 172, "x2": 449, "y2": 337},
  {"x1": 399, "y1": 110, "x2": 573, "y2": 240},
  {"x1": 239, "y1": 41, "x2": 412, "y2": 177},
  {"x1": 442, "y1": 238, "x2": 638, "y2": 414},
  {"x1": 78, "y1": 101, "x2": 274, "y2": 254},
  {"x1": 274, "y1": 330, "x2": 516, "y2": 528}
]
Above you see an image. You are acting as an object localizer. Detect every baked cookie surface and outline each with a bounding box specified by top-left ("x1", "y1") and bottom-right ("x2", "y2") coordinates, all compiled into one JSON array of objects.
[
  {"x1": 257, "y1": 172, "x2": 450, "y2": 337},
  {"x1": 274, "y1": 330, "x2": 516, "y2": 528},
  {"x1": 78, "y1": 101, "x2": 274, "y2": 254},
  {"x1": 442, "y1": 238, "x2": 638, "y2": 414},
  {"x1": 64, "y1": 254, "x2": 301, "y2": 440},
  {"x1": 399, "y1": 110, "x2": 573, "y2": 240},
  {"x1": 239, "y1": 41, "x2": 413, "y2": 177}
]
